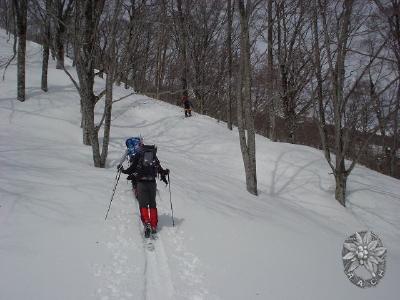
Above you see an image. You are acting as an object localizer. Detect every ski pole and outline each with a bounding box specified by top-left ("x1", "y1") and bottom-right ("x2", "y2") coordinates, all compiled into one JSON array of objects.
[
  {"x1": 167, "y1": 173, "x2": 175, "y2": 227},
  {"x1": 105, "y1": 169, "x2": 122, "y2": 220}
]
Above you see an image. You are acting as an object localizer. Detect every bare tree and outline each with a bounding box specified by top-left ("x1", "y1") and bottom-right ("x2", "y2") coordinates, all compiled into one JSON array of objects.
[
  {"x1": 275, "y1": 0, "x2": 312, "y2": 144},
  {"x1": 175, "y1": 0, "x2": 190, "y2": 104},
  {"x1": 30, "y1": 0, "x2": 53, "y2": 92},
  {"x1": 69, "y1": 0, "x2": 105, "y2": 167},
  {"x1": 374, "y1": 0, "x2": 400, "y2": 176},
  {"x1": 188, "y1": 1, "x2": 225, "y2": 114},
  {"x1": 314, "y1": 0, "x2": 394, "y2": 205},
  {"x1": 117, "y1": 1, "x2": 151, "y2": 91},
  {"x1": 320, "y1": 0, "x2": 358, "y2": 205},
  {"x1": 53, "y1": 0, "x2": 74, "y2": 69},
  {"x1": 0, "y1": 0, "x2": 13, "y2": 34},
  {"x1": 311, "y1": 0, "x2": 330, "y2": 161},
  {"x1": 237, "y1": 0, "x2": 258, "y2": 195},
  {"x1": 99, "y1": 0, "x2": 121, "y2": 167},
  {"x1": 155, "y1": 0, "x2": 169, "y2": 99}
]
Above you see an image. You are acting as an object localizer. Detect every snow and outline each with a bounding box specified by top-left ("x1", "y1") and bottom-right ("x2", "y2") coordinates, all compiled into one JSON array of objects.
[{"x1": 1, "y1": 30, "x2": 400, "y2": 300}]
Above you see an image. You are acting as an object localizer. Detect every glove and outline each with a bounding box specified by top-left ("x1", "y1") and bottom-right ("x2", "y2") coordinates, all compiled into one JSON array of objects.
[
  {"x1": 160, "y1": 168, "x2": 169, "y2": 176},
  {"x1": 161, "y1": 174, "x2": 168, "y2": 185}
]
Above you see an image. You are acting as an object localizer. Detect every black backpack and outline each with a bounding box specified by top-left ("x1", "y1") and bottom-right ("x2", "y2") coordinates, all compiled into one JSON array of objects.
[{"x1": 137, "y1": 145, "x2": 158, "y2": 178}]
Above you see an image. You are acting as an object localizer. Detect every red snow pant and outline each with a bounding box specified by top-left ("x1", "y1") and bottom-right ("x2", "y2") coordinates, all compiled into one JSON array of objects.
[{"x1": 136, "y1": 181, "x2": 158, "y2": 229}]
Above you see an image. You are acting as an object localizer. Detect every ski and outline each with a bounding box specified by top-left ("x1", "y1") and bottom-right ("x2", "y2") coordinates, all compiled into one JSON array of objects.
[
  {"x1": 144, "y1": 234, "x2": 155, "y2": 251},
  {"x1": 143, "y1": 224, "x2": 157, "y2": 251}
]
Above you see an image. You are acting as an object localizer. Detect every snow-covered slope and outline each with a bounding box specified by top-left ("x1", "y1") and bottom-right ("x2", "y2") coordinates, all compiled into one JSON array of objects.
[{"x1": 0, "y1": 30, "x2": 399, "y2": 300}]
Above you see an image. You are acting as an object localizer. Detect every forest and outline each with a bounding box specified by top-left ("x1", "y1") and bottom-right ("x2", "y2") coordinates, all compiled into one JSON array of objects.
[{"x1": 1, "y1": 0, "x2": 399, "y2": 206}]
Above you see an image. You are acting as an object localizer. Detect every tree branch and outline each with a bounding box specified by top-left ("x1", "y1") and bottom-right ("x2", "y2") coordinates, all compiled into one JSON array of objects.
[
  {"x1": 2, "y1": 33, "x2": 17, "y2": 80},
  {"x1": 62, "y1": 66, "x2": 80, "y2": 93},
  {"x1": 95, "y1": 89, "x2": 106, "y2": 104},
  {"x1": 342, "y1": 38, "x2": 388, "y2": 111}
]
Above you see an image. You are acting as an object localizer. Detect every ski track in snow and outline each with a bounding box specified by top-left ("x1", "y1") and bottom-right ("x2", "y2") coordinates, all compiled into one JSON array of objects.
[
  {"x1": 139, "y1": 221, "x2": 175, "y2": 300},
  {"x1": 94, "y1": 189, "x2": 143, "y2": 300},
  {"x1": 138, "y1": 187, "x2": 211, "y2": 300},
  {"x1": 156, "y1": 192, "x2": 212, "y2": 300},
  {"x1": 163, "y1": 228, "x2": 211, "y2": 300},
  {"x1": 94, "y1": 183, "x2": 209, "y2": 300},
  {"x1": 130, "y1": 190, "x2": 176, "y2": 300}
]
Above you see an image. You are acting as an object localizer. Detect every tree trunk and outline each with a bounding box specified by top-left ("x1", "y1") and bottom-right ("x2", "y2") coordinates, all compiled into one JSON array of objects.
[
  {"x1": 100, "y1": 0, "x2": 121, "y2": 167},
  {"x1": 226, "y1": 0, "x2": 233, "y2": 130},
  {"x1": 74, "y1": 0, "x2": 106, "y2": 160},
  {"x1": 88, "y1": 103, "x2": 101, "y2": 167},
  {"x1": 41, "y1": 0, "x2": 51, "y2": 92},
  {"x1": 318, "y1": 0, "x2": 354, "y2": 206},
  {"x1": 140, "y1": 30, "x2": 152, "y2": 92},
  {"x1": 160, "y1": 39, "x2": 168, "y2": 93},
  {"x1": 14, "y1": 0, "x2": 27, "y2": 102},
  {"x1": 100, "y1": 71, "x2": 113, "y2": 167},
  {"x1": 4, "y1": 0, "x2": 11, "y2": 34},
  {"x1": 79, "y1": 79, "x2": 101, "y2": 167},
  {"x1": 177, "y1": 0, "x2": 189, "y2": 104},
  {"x1": 391, "y1": 1, "x2": 400, "y2": 177},
  {"x1": 288, "y1": 109, "x2": 296, "y2": 144},
  {"x1": 267, "y1": 0, "x2": 276, "y2": 141},
  {"x1": 332, "y1": 0, "x2": 353, "y2": 206},
  {"x1": 312, "y1": 0, "x2": 330, "y2": 161},
  {"x1": 41, "y1": 41, "x2": 50, "y2": 92},
  {"x1": 275, "y1": 1, "x2": 285, "y2": 142},
  {"x1": 237, "y1": 0, "x2": 258, "y2": 196},
  {"x1": 155, "y1": 0, "x2": 167, "y2": 99},
  {"x1": 155, "y1": 38, "x2": 162, "y2": 98},
  {"x1": 334, "y1": 166, "x2": 347, "y2": 207},
  {"x1": 54, "y1": 0, "x2": 66, "y2": 69},
  {"x1": 55, "y1": 27, "x2": 65, "y2": 69},
  {"x1": 17, "y1": 34, "x2": 26, "y2": 102},
  {"x1": 391, "y1": 80, "x2": 400, "y2": 176},
  {"x1": 79, "y1": 87, "x2": 94, "y2": 146},
  {"x1": 75, "y1": 51, "x2": 94, "y2": 145}
]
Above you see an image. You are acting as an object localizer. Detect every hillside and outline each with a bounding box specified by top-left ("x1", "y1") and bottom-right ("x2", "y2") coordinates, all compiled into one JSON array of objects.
[{"x1": 0, "y1": 30, "x2": 399, "y2": 300}]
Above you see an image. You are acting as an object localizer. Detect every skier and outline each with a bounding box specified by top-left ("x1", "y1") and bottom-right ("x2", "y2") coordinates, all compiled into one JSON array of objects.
[
  {"x1": 117, "y1": 140, "x2": 169, "y2": 238},
  {"x1": 182, "y1": 95, "x2": 192, "y2": 117}
]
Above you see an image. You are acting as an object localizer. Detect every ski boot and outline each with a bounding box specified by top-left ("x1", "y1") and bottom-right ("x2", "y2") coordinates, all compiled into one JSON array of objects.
[{"x1": 144, "y1": 223, "x2": 151, "y2": 238}]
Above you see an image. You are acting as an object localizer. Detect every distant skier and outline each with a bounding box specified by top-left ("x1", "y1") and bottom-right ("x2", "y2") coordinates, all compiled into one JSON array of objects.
[
  {"x1": 182, "y1": 95, "x2": 192, "y2": 117},
  {"x1": 117, "y1": 139, "x2": 169, "y2": 238}
]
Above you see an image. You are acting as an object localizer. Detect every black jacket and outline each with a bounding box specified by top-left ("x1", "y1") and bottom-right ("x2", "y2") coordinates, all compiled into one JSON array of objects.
[{"x1": 122, "y1": 151, "x2": 166, "y2": 182}]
